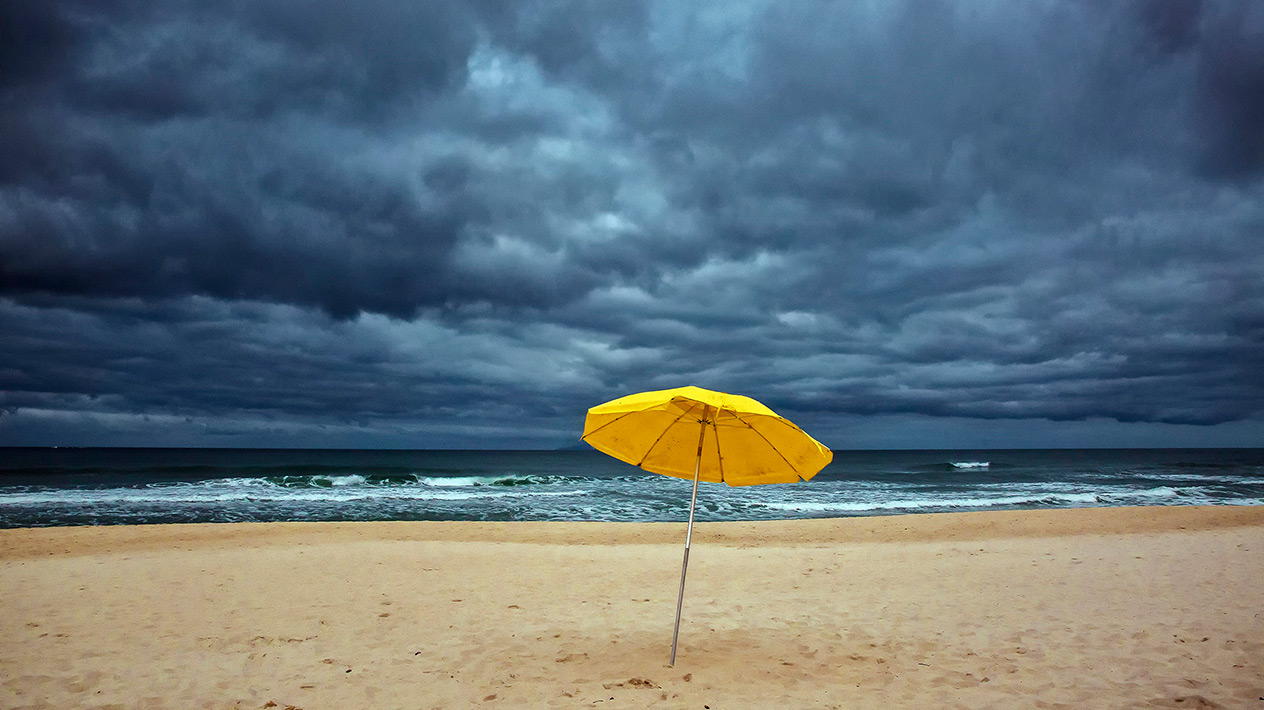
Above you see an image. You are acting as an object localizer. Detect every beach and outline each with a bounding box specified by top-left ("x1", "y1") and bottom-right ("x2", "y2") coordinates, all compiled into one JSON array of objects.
[{"x1": 3, "y1": 506, "x2": 1262, "y2": 709}]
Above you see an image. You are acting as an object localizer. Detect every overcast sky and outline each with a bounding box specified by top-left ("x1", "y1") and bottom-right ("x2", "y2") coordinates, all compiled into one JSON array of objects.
[{"x1": 2, "y1": 0, "x2": 1262, "y2": 449}]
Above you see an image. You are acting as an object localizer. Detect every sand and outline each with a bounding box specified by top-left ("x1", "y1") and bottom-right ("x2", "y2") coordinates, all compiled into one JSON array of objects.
[{"x1": 2, "y1": 505, "x2": 1262, "y2": 709}]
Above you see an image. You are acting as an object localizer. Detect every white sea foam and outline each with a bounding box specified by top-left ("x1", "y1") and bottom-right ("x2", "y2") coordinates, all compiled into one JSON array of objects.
[
  {"x1": 762, "y1": 492, "x2": 1099, "y2": 513},
  {"x1": 417, "y1": 475, "x2": 538, "y2": 487},
  {"x1": 0, "y1": 481, "x2": 590, "y2": 507},
  {"x1": 950, "y1": 461, "x2": 990, "y2": 469},
  {"x1": 1136, "y1": 473, "x2": 1259, "y2": 485},
  {"x1": 418, "y1": 476, "x2": 488, "y2": 487},
  {"x1": 312, "y1": 474, "x2": 366, "y2": 487},
  {"x1": 1129, "y1": 486, "x2": 1181, "y2": 498}
]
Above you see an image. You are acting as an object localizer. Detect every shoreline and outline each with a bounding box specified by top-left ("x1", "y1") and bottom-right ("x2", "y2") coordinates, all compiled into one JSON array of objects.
[
  {"x1": 3, "y1": 504, "x2": 1263, "y2": 553},
  {"x1": 4, "y1": 506, "x2": 1262, "y2": 708}
]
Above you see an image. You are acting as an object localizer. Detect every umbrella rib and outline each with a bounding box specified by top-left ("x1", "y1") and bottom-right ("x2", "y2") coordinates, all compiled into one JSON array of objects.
[
  {"x1": 713, "y1": 414, "x2": 725, "y2": 483},
  {"x1": 634, "y1": 400, "x2": 704, "y2": 468},
  {"x1": 728, "y1": 411, "x2": 803, "y2": 479},
  {"x1": 581, "y1": 408, "x2": 651, "y2": 440}
]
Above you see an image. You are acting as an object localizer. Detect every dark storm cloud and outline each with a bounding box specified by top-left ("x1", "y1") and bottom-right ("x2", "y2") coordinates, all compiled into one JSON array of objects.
[
  {"x1": 1, "y1": 0, "x2": 1262, "y2": 446},
  {"x1": 1194, "y1": 2, "x2": 1264, "y2": 177},
  {"x1": 0, "y1": 294, "x2": 619, "y2": 446}
]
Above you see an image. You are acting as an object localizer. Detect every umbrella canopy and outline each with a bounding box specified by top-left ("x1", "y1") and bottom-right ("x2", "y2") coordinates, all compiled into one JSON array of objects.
[
  {"x1": 581, "y1": 385, "x2": 833, "y2": 665},
  {"x1": 582, "y1": 385, "x2": 832, "y2": 486}
]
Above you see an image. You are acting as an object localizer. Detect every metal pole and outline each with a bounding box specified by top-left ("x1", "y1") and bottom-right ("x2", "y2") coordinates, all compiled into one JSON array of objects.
[{"x1": 670, "y1": 407, "x2": 709, "y2": 666}]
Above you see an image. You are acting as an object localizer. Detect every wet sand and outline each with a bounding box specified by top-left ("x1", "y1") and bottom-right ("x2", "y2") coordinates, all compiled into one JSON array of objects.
[{"x1": 3, "y1": 506, "x2": 1262, "y2": 709}]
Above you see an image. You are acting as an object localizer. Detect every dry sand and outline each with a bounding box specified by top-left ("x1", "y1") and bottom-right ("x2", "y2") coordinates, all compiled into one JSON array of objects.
[{"x1": 2, "y1": 506, "x2": 1262, "y2": 709}]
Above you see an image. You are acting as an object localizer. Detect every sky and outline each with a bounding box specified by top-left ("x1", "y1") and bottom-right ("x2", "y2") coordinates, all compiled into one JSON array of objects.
[{"x1": 1, "y1": 0, "x2": 1262, "y2": 450}]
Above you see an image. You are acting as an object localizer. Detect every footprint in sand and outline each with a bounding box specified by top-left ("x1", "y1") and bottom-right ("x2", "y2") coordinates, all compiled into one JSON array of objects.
[
  {"x1": 1162, "y1": 696, "x2": 1223, "y2": 709},
  {"x1": 601, "y1": 678, "x2": 659, "y2": 690}
]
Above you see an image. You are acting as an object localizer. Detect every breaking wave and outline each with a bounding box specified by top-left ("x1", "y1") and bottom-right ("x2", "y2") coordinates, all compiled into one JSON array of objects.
[
  {"x1": 2, "y1": 448, "x2": 1261, "y2": 527},
  {"x1": 761, "y1": 492, "x2": 1099, "y2": 514}
]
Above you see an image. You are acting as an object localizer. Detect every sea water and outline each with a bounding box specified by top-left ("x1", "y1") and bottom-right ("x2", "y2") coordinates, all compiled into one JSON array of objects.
[{"x1": 1, "y1": 448, "x2": 1261, "y2": 527}]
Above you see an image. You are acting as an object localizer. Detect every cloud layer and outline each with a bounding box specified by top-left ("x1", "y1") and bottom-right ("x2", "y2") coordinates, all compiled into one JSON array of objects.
[{"x1": 2, "y1": 0, "x2": 1263, "y2": 447}]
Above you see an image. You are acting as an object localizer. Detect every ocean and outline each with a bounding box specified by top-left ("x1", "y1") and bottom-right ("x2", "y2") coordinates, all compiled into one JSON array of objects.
[{"x1": 1, "y1": 448, "x2": 1261, "y2": 528}]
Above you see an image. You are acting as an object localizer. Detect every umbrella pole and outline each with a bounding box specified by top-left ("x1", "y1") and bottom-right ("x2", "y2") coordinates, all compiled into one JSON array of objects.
[{"x1": 670, "y1": 415, "x2": 707, "y2": 666}]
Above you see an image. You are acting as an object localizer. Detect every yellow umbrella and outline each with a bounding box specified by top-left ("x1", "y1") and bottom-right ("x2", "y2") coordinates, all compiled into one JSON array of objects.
[{"x1": 581, "y1": 385, "x2": 833, "y2": 665}]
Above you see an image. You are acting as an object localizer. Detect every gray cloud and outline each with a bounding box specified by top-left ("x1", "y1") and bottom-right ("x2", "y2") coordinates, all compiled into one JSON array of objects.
[{"x1": 1, "y1": 0, "x2": 1262, "y2": 447}]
